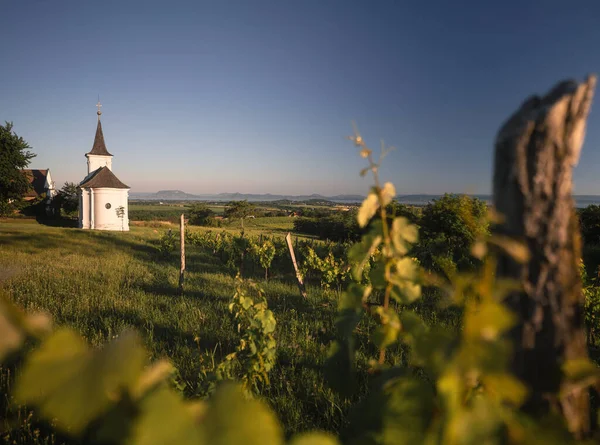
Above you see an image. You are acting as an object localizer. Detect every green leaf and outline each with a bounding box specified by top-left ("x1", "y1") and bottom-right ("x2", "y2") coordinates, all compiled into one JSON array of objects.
[
  {"x1": 348, "y1": 233, "x2": 382, "y2": 281},
  {"x1": 481, "y1": 373, "x2": 528, "y2": 406},
  {"x1": 562, "y1": 358, "x2": 600, "y2": 386},
  {"x1": 390, "y1": 282, "x2": 421, "y2": 304},
  {"x1": 381, "y1": 377, "x2": 435, "y2": 445},
  {"x1": 339, "y1": 284, "x2": 369, "y2": 312},
  {"x1": 0, "y1": 294, "x2": 52, "y2": 361},
  {"x1": 395, "y1": 258, "x2": 418, "y2": 280},
  {"x1": 255, "y1": 310, "x2": 277, "y2": 334},
  {"x1": 369, "y1": 260, "x2": 387, "y2": 289},
  {"x1": 15, "y1": 328, "x2": 146, "y2": 434},
  {"x1": 463, "y1": 301, "x2": 515, "y2": 341},
  {"x1": 0, "y1": 302, "x2": 24, "y2": 361},
  {"x1": 201, "y1": 382, "x2": 283, "y2": 445},
  {"x1": 410, "y1": 327, "x2": 455, "y2": 376},
  {"x1": 129, "y1": 387, "x2": 204, "y2": 445},
  {"x1": 289, "y1": 432, "x2": 340, "y2": 445},
  {"x1": 391, "y1": 217, "x2": 418, "y2": 254},
  {"x1": 388, "y1": 259, "x2": 421, "y2": 304},
  {"x1": 358, "y1": 193, "x2": 379, "y2": 228},
  {"x1": 371, "y1": 307, "x2": 401, "y2": 349},
  {"x1": 488, "y1": 235, "x2": 530, "y2": 263},
  {"x1": 133, "y1": 360, "x2": 176, "y2": 399},
  {"x1": 380, "y1": 182, "x2": 396, "y2": 207},
  {"x1": 325, "y1": 340, "x2": 356, "y2": 397},
  {"x1": 344, "y1": 376, "x2": 434, "y2": 445},
  {"x1": 335, "y1": 309, "x2": 362, "y2": 341},
  {"x1": 399, "y1": 311, "x2": 427, "y2": 340},
  {"x1": 445, "y1": 397, "x2": 505, "y2": 445}
]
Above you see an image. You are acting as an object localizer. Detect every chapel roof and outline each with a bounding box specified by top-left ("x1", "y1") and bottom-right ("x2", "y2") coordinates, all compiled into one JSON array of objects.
[
  {"x1": 86, "y1": 118, "x2": 113, "y2": 157},
  {"x1": 79, "y1": 167, "x2": 129, "y2": 189}
]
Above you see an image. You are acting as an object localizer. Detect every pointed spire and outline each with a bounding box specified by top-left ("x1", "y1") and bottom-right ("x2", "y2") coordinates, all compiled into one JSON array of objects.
[{"x1": 87, "y1": 99, "x2": 113, "y2": 157}]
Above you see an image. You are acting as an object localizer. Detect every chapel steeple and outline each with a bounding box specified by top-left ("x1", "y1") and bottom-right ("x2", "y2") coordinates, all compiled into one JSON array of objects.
[{"x1": 86, "y1": 100, "x2": 113, "y2": 157}]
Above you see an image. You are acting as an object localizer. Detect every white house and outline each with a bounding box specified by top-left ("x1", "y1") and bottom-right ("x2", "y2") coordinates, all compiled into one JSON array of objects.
[
  {"x1": 78, "y1": 103, "x2": 130, "y2": 231},
  {"x1": 21, "y1": 169, "x2": 57, "y2": 202},
  {"x1": 20, "y1": 168, "x2": 57, "y2": 215}
]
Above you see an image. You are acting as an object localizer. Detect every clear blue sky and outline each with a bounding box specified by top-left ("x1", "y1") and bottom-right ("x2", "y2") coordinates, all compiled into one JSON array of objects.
[{"x1": 2, "y1": 0, "x2": 600, "y2": 195}]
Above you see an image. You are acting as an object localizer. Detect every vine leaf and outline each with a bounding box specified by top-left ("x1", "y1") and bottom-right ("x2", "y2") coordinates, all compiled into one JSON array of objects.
[
  {"x1": 0, "y1": 303, "x2": 24, "y2": 360},
  {"x1": 371, "y1": 307, "x2": 401, "y2": 349},
  {"x1": 15, "y1": 328, "x2": 146, "y2": 435},
  {"x1": 481, "y1": 373, "x2": 528, "y2": 406},
  {"x1": 391, "y1": 217, "x2": 418, "y2": 254},
  {"x1": 380, "y1": 182, "x2": 396, "y2": 207},
  {"x1": 562, "y1": 358, "x2": 600, "y2": 390},
  {"x1": 130, "y1": 387, "x2": 204, "y2": 445},
  {"x1": 343, "y1": 376, "x2": 434, "y2": 445},
  {"x1": 358, "y1": 193, "x2": 379, "y2": 228},
  {"x1": 324, "y1": 339, "x2": 356, "y2": 398},
  {"x1": 201, "y1": 382, "x2": 284, "y2": 445},
  {"x1": 0, "y1": 293, "x2": 52, "y2": 360},
  {"x1": 348, "y1": 230, "x2": 382, "y2": 281}
]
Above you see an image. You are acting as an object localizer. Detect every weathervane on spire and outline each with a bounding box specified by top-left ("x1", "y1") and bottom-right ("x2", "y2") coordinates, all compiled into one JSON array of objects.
[{"x1": 96, "y1": 96, "x2": 102, "y2": 117}]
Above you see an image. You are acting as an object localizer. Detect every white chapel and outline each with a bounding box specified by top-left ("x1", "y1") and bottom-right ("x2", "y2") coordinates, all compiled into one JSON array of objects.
[{"x1": 78, "y1": 102, "x2": 130, "y2": 231}]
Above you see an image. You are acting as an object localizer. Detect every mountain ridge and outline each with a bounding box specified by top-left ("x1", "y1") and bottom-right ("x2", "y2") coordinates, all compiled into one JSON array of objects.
[
  {"x1": 129, "y1": 190, "x2": 600, "y2": 207},
  {"x1": 131, "y1": 190, "x2": 367, "y2": 202}
]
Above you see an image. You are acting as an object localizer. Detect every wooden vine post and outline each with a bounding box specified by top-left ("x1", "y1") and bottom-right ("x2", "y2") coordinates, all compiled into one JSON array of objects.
[
  {"x1": 286, "y1": 232, "x2": 307, "y2": 299},
  {"x1": 493, "y1": 75, "x2": 596, "y2": 438},
  {"x1": 179, "y1": 213, "x2": 185, "y2": 295}
]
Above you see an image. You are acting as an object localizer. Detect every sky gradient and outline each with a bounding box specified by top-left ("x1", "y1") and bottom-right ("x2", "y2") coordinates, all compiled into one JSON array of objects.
[{"x1": 2, "y1": 1, "x2": 600, "y2": 195}]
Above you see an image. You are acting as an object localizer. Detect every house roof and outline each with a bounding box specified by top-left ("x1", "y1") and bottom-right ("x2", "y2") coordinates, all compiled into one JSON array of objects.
[
  {"x1": 79, "y1": 167, "x2": 129, "y2": 189},
  {"x1": 22, "y1": 169, "x2": 49, "y2": 198},
  {"x1": 86, "y1": 119, "x2": 113, "y2": 157}
]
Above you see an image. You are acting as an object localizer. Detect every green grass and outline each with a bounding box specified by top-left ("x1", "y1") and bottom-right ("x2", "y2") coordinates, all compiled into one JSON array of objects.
[
  {"x1": 129, "y1": 203, "x2": 226, "y2": 214},
  {"x1": 219, "y1": 216, "x2": 295, "y2": 234},
  {"x1": 0, "y1": 219, "x2": 399, "y2": 442},
  {"x1": 134, "y1": 216, "x2": 298, "y2": 238}
]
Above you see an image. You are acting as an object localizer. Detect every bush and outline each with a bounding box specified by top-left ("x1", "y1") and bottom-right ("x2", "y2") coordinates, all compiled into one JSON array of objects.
[
  {"x1": 581, "y1": 259, "x2": 600, "y2": 348},
  {"x1": 188, "y1": 203, "x2": 215, "y2": 226},
  {"x1": 293, "y1": 213, "x2": 360, "y2": 242},
  {"x1": 157, "y1": 229, "x2": 178, "y2": 258}
]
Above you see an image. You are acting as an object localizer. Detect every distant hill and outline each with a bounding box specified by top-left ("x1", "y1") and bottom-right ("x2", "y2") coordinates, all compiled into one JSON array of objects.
[
  {"x1": 129, "y1": 190, "x2": 366, "y2": 203},
  {"x1": 129, "y1": 190, "x2": 600, "y2": 208}
]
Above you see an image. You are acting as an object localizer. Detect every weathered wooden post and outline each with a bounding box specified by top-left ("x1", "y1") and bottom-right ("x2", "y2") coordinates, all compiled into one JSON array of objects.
[
  {"x1": 179, "y1": 213, "x2": 185, "y2": 295},
  {"x1": 493, "y1": 75, "x2": 596, "y2": 437},
  {"x1": 286, "y1": 232, "x2": 307, "y2": 299}
]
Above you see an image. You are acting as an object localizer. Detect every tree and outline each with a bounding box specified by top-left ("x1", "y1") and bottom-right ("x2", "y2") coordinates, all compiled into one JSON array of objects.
[
  {"x1": 387, "y1": 201, "x2": 420, "y2": 224},
  {"x1": 0, "y1": 122, "x2": 36, "y2": 215},
  {"x1": 224, "y1": 200, "x2": 254, "y2": 220},
  {"x1": 188, "y1": 203, "x2": 215, "y2": 226},
  {"x1": 415, "y1": 194, "x2": 488, "y2": 273},
  {"x1": 578, "y1": 204, "x2": 600, "y2": 246},
  {"x1": 54, "y1": 182, "x2": 79, "y2": 216}
]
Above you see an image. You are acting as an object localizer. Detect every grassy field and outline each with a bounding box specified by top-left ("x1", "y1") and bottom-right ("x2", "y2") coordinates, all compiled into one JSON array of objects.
[
  {"x1": 129, "y1": 216, "x2": 297, "y2": 238},
  {"x1": 129, "y1": 203, "x2": 227, "y2": 214},
  {"x1": 0, "y1": 219, "x2": 395, "y2": 441}
]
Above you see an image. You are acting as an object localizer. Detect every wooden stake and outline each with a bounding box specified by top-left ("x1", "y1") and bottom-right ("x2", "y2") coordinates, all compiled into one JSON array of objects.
[
  {"x1": 493, "y1": 75, "x2": 596, "y2": 438},
  {"x1": 178, "y1": 213, "x2": 185, "y2": 295},
  {"x1": 286, "y1": 232, "x2": 307, "y2": 299}
]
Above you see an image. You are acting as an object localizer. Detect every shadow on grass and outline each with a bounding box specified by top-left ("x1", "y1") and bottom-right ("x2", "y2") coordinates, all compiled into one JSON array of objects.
[
  {"x1": 78, "y1": 306, "x2": 235, "y2": 354},
  {"x1": 36, "y1": 215, "x2": 79, "y2": 228}
]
